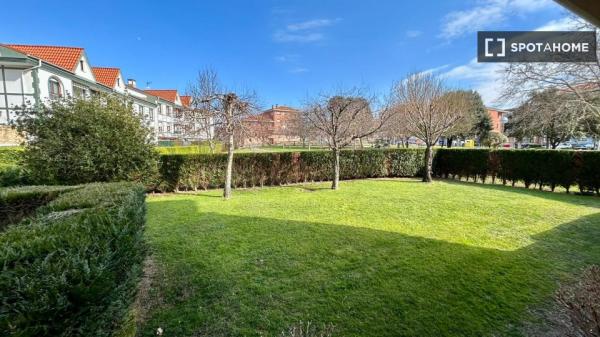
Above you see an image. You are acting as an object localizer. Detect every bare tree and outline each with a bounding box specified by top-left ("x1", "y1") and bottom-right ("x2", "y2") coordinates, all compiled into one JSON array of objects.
[
  {"x1": 304, "y1": 89, "x2": 394, "y2": 190},
  {"x1": 506, "y1": 89, "x2": 588, "y2": 149},
  {"x1": 501, "y1": 18, "x2": 600, "y2": 118},
  {"x1": 186, "y1": 69, "x2": 220, "y2": 153},
  {"x1": 188, "y1": 68, "x2": 258, "y2": 199},
  {"x1": 391, "y1": 72, "x2": 470, "y2": 182}
]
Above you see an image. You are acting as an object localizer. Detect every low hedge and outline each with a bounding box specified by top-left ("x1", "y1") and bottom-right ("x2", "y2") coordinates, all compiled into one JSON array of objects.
[
  {"x1": 156, "y1": 148, "x2": 426, "y2": 191},
  {"x1": 0, "y1": 185, "x2": 75, "y2": 230},
  {"x1": 0, "y1": 182, "x2": 146, "y2": 337},
  {"x1": 433, "y1": 148, "x2": 600, "y2": 193}
]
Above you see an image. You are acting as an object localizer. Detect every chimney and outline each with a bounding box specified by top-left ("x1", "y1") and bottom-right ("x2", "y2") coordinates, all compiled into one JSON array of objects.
[{"x1": 127, "y1": 79, "x2": 136, "y2": 88}]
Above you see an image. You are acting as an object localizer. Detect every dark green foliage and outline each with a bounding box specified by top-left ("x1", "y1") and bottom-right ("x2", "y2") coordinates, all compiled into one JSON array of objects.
[
  {"x1": 156, "y1": 149, "x2": 426, "y2": 192},
  {"x1": 0, "y1": 147, "x2": 32, "y2": 187},
  {"x1": 0, "y1": 185, "x2": 75, "y2": 229},
  {"x1": 470, "y1": 92, "x2": 492, "y2": 143},
  {"x1": 15, "y1": 96, "x2": 157, "y2": 185},
  {"x1": 434, "y1": 149, "x2": 600, "y2": 193},
  {"x1": 0, "y1": 182, "x2": 146, "y2": 337}
]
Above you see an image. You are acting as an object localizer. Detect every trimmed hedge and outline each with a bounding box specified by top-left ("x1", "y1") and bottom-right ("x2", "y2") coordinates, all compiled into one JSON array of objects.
[
  {"x1": 0, "y1": 185, "x2": 75, "y2": 230},
  {"x1": 433, "y1": 148, "x2": 600, "y2": 194},
  {"x1": 156, "y1": 148, "x2": 426, "y2": 191},
  {"x1": 0, "y1": 182, "x2": 146, "y2": 337}
]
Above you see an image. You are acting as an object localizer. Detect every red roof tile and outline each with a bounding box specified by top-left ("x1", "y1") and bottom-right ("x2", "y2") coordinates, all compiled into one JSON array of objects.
[
  {"x1": 144, "y1": 89, "x2": 178, "y2": 103},
  {"x1": 92, "y1": 67, "x2": 120, "y2": 88},
  {"x1": 180, "y1": 95, "x2": 191, "y2": 107},
  {"x1": 5, "y1": 44, "x2": 84, "y2": 72}
]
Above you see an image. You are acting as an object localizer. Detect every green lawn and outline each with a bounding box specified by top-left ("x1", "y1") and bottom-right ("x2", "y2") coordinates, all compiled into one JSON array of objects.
[{"x1": 142, "y1": 179, "x2": 600, "y2": 337}]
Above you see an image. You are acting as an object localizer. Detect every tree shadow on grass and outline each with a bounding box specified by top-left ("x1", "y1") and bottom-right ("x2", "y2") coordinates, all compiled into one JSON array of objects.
[
  {"x1": 430, "y1": 178, "x2": 600, "y2": 208},
  {"x1": 140, "y1": 199, "x2": 600, "y2": 337}
]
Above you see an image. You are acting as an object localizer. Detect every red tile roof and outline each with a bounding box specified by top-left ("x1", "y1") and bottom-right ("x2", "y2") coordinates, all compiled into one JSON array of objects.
[
  {"x1": 92, "y1": 67, "x2": 120, "y2": 88},
  {"x1": 180, "y1": 95, "x2": 192, "y2": 107},
  {"x1": 144, "y1": 89, "x2": 178, "y2": 103},
  {"x1": 5, "y1": 44, "x2": 84, "y2": 72}
]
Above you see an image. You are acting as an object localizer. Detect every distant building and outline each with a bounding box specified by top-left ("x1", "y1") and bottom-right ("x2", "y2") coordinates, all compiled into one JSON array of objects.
[
  {"x1": 0, "y1": 43, "x2": 206, "y2": 145},
  {"x1": 486, "y1": 107, "x2": 510, "y2": 134},
  {"x1": 242, "y1": 105, "x2": 300, "y2": 146}
]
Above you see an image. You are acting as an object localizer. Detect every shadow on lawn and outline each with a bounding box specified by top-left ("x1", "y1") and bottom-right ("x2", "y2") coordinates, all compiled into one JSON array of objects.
[
  {"x1": 140, "y1": 199, "x2": 600, "y2": 337},
  {"x1": 437, "y1": 178, "x2": 600, "y2": 208}
]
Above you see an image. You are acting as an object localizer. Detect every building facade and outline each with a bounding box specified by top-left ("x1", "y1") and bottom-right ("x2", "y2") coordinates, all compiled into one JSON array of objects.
[
  {"x1": 242, "y1": 105, "x2": 301, "y2": 146},
  {"x1": 0, "y1": 43, "x2": 208, "y2": 145}
]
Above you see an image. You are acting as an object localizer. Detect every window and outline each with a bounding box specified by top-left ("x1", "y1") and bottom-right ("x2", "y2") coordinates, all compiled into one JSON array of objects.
[
  {"x1": 80, "y1": 60, "x2": 85, "y2": 72},
  {"x1": 117, "y1": 78, "x2": 121, "y2": 86},
  {"x1": 167, "y1": 125, "x2": 171, "y2": 133},
  {"x1": 48, "y1": 77, "x2": 63, "y2": 99}
]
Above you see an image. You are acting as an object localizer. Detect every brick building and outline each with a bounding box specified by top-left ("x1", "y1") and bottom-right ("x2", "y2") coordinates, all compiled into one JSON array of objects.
[{"x1": 242, "y1": 105, "x2": 300, "y2": 146}]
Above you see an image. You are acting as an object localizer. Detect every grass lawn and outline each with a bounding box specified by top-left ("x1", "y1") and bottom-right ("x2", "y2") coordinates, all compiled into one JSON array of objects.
[{"x1": 141, "y1": 179, "x2": 600, "y2": 337}]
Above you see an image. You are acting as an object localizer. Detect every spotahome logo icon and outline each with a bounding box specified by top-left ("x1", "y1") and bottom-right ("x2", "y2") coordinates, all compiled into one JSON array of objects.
[{"x1": 477, "y1": 31, "x2": 597, "y2": 62}]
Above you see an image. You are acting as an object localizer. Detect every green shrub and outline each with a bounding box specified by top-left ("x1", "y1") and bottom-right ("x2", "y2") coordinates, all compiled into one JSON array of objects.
[
  {"x1": 156, "y1": 149, "x2": 426, "y2": 192},
  {"x1": 433, "y1": 149, "x2": 600, "y2": 194},
  {"x1": 0, "y1": 185, "x2": 75, "y2": 229},
  {"x1": 14, "y1": 95, "x2": 157, "y2": 185},
  {"x1": 0, "y1": 182, "x2": 146, "y2": 337}
]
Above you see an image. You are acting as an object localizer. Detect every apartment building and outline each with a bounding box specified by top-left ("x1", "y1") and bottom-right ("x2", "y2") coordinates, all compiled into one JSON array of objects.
[{"x1": 0, "y1": 43, "x2": 208, "y2": 145}]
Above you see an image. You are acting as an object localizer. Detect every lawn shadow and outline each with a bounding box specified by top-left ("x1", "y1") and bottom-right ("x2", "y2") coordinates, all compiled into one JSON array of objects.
[
  {"x1": 437, "y1": 178, "x2": 600, "y2": 208},
  {"x1": 140, "y1": 198, "x2": 600, "y2": 337}
]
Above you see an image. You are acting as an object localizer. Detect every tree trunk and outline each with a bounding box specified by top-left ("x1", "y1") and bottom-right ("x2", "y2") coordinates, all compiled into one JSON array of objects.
[
  {"x1": 423, "y1": 145, "x2": 433, "y2": 183},
  {"x1": 224, "y1": 132, "x2": 234, "y2": 199},
  {"x1": 207, "y1": 138, "x2": 215, "y2": 154},
  {"x1": 359, "y1": 137, "x2": 364, "y2": 148},
  {"x1": 447, "y1": 136, "x2": 454, "y2": 148},
  {"x1": 332, "y1": 148, "x2": 340, "y2": 190}
]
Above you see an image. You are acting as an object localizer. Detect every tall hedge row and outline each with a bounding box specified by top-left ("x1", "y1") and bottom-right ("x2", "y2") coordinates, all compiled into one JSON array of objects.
[
  {"x1": 433, "y1": 148, "x2": 600, "y2": 193},
  {"x1": 0, "y1": 182, "x2": 146, "y2": 337},
  {"x1": 156, "y1": 148, "x2": 426, "y2": 191}
]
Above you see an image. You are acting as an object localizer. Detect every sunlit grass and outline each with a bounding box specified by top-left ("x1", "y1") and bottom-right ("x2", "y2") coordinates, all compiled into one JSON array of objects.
[{"x1": 141, "y1": 178, "x2": 600, "y2": 337}]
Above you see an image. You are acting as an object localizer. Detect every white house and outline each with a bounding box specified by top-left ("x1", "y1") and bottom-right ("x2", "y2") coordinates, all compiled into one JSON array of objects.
[{"x1": 0, "y1": 43, "x2": 209, "y2": 145}]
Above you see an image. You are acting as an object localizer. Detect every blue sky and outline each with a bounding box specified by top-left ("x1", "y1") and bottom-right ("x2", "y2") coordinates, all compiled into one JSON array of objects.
[{"x1": 1, "y1": 0, "x2": 573, "y2": 108}]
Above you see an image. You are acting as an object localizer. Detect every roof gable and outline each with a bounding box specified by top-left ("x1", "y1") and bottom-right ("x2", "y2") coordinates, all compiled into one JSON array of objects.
[
  {"x1": 5, "y1": 44, "x2": 84, "y2": 72},
  {"x1": 144, "y1": 89, "x2": 179, "y2": 104},
  {"x1": 180, "y1": 95, "x2": 191, "y2": 107},
  {"x1": 92, "y1": 67, "x2": 120, "y2": 88}
]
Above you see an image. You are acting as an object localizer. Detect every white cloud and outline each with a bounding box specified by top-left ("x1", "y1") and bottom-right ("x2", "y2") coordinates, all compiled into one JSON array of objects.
[
  {"x1": 534, "y1": 16, "x2": 579, "y2": 31},
  {"x1": 289, "y1": 67, "x2": 309, "y2": 74},
  {"x1": 442, "y1": 58, "x2": 505, "y2": 106},
  {"x1": 440, "y1": 0, "x2": 556, "y2": 39},
  {"x1": 406, "y1": 30, "x2": 423, "y2": 38},
  {"x1": 439, "y1": 15, "x2": 577, "y2": 107},
  {"x1": 273, "y1": 18, "x2": 340, "y2": 44},
  {"x1": 287, "y1": 19, "x2": 339, "y2": 31},
  {"x1": 421, "y1": 64, "x2": 451, "y2": 75},
  {"x1": 273, "y1": 32, "x2": 324, "y2": 43}
]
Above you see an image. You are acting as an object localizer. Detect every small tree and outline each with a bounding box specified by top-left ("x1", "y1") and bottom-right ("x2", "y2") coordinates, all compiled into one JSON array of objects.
[
  {"x1": 470, "y1": 91, "x2": 493, "y2": 145},
  {"x1": 507, "y1": 89, "x2": 587, "y2": 149},
  {"x1": 484, "y1": 131, "x2": 508, "y2": 148},
  {"x1": 442, "y1": 90, "x2": 482, "y2": 147},
  {"x1": 391, "y1": 73, "x2": 470, "y2": 182},
  {"x1": 15, "y1": 95, "x2": 157, "y2": 185},
  {"x1": 304, "y1": 89, "x2": 394, "y2": 190},
  {"x1": 186, "y1": 69, "x2": 220, "y2": 153},
  {"x1": 188, "y1": 69, "x2": 258, "y2": 199}
]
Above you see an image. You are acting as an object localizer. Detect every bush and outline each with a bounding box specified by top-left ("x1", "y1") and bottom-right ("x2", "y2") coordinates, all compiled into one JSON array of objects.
[
  {"x1": 156, "y1": 148, "x2": 426, "y2": 192},
  {"x1": 0, "y1": 182, "x2": 146, "y2": 337},
  {"x1": 14, "y1": 95, "x2": 157, "y2": 185},
  {"x1": 433, "y1": 149, "x2": 600, "y2": 193},
  {"x1": 0, "y1": 185, "x2": 75, "y2": 229}
]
